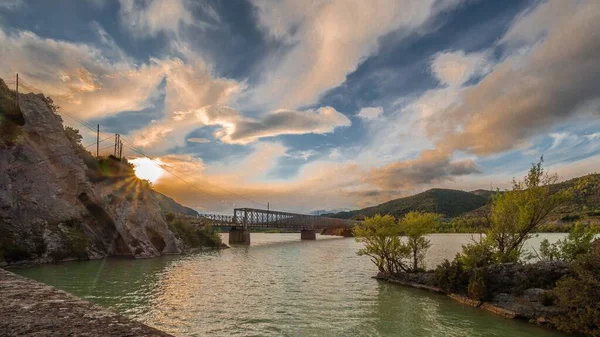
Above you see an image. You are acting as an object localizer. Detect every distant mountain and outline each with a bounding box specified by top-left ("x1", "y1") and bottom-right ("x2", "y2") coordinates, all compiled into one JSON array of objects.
[
  {"x1": 309, "y1": 208, "x2": 352, "y2": 216},
  {"x1": 325, "y1": 188, "x2": 489, "y2": 220},
  {"x1": 470, "y1": 189, "x2": 496, "y2": 200},
  {"x1": 330, "y1": 174, "x2": 600, "y2": 222},
  {"x1": 151, "y1": 191, "x2": 199, "y2": 217}
]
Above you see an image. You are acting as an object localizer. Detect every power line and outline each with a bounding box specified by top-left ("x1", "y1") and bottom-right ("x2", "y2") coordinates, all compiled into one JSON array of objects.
[
  {"x1": 58, "y1": 109, "x2": 250, "y2": 207},
  {"x1": 119, "y1": 136, "x2": 268, "y2": 208},
  {"x1": 16, "y1": 76, "x2": 271, "y2": 211}
]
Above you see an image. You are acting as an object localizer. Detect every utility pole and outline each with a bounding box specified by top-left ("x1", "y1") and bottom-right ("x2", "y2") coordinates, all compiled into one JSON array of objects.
[
  {"x1": 15, "y1": 73, "x2": 19, "y2": 108},
  {"x1": 114, "y1": 134, "x2": 118, "y2": 156},
  {"x1": 96, "y1": 124, "x2": 100, "y2": 157},
  {"x1": 119, "y1": 141, "x2": 123, "y2": 159}
]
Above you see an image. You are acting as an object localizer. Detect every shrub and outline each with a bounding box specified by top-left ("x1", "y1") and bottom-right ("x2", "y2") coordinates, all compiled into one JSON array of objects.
[
  {"x1": 168, "y1": 219, "x2": 221, "y2": 249},
  {"x1": 165, "y1": 212, "x2": 176, "y2": 223},
  {"x1": 532, "y1": 222, "x2": 596, "y2": 262},
  {"x1": 552, "y1": 254, "x2": 600, "y2": 336},
  {"x1": 0, "y1": 120, "x2": 23, "y2": 146},
  {"x1": 468, "y1": 269, "x2": 491, "y2": 301},
  {"x1": 460, "y1": 239, "x2": 494, "y2": 270},
  {"x1": 540, "y1": 292, "x2": 555, "y2": 306},
  {"x1": 434, "y1": 255, "x2": 470, "y2": 294}
]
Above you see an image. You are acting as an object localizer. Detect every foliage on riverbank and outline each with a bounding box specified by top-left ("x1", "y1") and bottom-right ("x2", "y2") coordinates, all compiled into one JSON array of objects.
[
  {"x1": 164, "y1": 213, "x2": 222, "y2": 249},
  {"x1": 354, "y1": 212, "x2": 439, "y2": 273}
]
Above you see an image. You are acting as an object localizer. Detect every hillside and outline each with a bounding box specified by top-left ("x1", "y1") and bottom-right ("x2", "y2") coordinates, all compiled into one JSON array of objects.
[
  {"x1": 152, "y1": 191, "x2": 198, "y2": 217},
  {"x1": 326, "y1": 188, "x2": 489, "y2": 220},
  {"x1": 328, "y1": 173, "x2": 600, "y2": 224},
  {"x1": 0, "y1": 78, "x2": 198, "y2": 265}
]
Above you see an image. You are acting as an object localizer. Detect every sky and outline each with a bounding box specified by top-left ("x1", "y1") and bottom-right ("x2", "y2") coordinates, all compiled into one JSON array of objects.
[{"x1": 0, "y1": 0, "x2": 599, "y2": 214}]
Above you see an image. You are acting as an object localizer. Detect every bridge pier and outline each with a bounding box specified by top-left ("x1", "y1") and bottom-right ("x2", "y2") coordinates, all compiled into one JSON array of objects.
[
  {"x1": 229, "y1": 227, "x2": 251, "y2": 245},
  {"x1": 300, "y1": 229, "x2": 316, "y2": 240}
]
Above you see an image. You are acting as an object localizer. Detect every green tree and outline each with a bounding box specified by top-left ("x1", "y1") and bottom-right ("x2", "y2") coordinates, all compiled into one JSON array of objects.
[
  {"x1": 533, "y1": 222, "x2": 596, "y2": 262},
  {"x1": 354, "y1": 215, "x2": 410, "y2": 274},
  {"x1": 399, "y1": 211, "x2": 440, "y2": 271},
  {"x1": 460, "y1": 238, "x2": 494, "y2": 270},
  {"x1": 64, "y1": 126, "x2": 83, "y2": 146},
  {"x1": 487, "y1": 158, "x2": 572, "y2": 262}
]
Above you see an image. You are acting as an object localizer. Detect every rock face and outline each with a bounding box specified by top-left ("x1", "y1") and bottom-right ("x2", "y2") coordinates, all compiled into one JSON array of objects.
[
  {"x1": 152, "y1": 190, "x2": 198, "y2": 217},
  {"x1": 0, "y1": 85, "x2": 182, "y2": 265}
]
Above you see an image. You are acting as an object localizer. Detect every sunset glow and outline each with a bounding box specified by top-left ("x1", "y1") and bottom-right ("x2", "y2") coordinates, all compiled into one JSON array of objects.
[{"x1": 130, "y1": 158, "x2": 165, "y2": 184}]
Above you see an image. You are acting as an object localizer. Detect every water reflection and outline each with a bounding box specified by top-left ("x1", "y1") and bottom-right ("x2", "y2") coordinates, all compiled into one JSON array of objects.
[{"x1": 14, "y1": 233, "x2": 568, "y2": 337}]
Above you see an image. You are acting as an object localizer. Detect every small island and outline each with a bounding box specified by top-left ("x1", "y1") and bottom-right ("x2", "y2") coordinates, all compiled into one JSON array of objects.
[{"x1": 353, "y1": 160, "x2": 600, "y2": 336}]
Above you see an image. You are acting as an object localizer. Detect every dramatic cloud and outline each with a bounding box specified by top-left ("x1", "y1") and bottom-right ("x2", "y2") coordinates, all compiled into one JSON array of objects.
[
  {"x1": 118, "y1": 0, "x2": 193, "y2": 37},
  {"x1": 366, "y1": 149, "x2": 480, "y2": 190},
  {"x1": 358, "y1": 107, "x2": 383, "y2": 120},
  {"x1": 0, "y1": 26, "x2": 240, "y2": 123},
  {"x1": 431, "y1": 50, "x2": 490, "y2": 86},
  {"x1": 196, "y1": 105, "x2": 351, "y2": 145},
  {"x1": 248, "y1": 0, "x2": 458, "y2": 110},
  {"x1": 425, "y1": 0, "x2": 600, "y2": 156}
]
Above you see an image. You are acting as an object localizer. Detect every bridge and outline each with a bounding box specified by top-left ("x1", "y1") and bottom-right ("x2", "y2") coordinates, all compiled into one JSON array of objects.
[{"x1": 180, "y1": 207, "x2": 361, "y2": 245}]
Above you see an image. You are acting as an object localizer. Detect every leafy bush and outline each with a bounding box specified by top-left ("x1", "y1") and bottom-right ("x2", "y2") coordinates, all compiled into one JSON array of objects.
[
  {"x1": 434, "y1": 255, "x2": 470, "y2": 294},
  {"x1": 532, "y1": 222, "x2": 596, "y2": 262},
  {"x1": 168, "y1": 218, "x2": 221, "y2": 248},
  {"x1": 0, "y1": 120, "x2": 23, "y2": 146},
  {"x1": 165, "y1": 212, "x2": 176, "y2": 223},
  {"x1": 460, "y1": 239, "x2": 494, "y2": 270},
  {"x1": 552, "y1": 254, "x2": 600, "y2": 336},
  {"x1": 468, "y1": 269, "x2": 491, "y2": 301}
]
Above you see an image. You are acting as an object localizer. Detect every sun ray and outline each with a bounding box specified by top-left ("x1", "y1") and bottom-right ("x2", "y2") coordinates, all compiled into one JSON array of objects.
[{"x1": 130, "y1": 158, "x2": 165, "y2": 184}]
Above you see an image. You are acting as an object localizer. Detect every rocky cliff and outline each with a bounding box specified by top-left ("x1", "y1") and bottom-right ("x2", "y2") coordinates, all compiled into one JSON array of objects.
[{"x1": 0, "y1": 79, "x2": 184, "y2": 265}]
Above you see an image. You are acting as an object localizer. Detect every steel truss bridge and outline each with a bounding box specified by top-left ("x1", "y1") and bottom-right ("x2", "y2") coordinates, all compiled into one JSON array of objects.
[{"x1": 182, "y1": 208, "x2": 361, "y2": 230}]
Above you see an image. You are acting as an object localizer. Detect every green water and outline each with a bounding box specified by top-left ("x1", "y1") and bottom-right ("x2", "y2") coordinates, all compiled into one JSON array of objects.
[{"x1": 13, "y1": 233, "x2": 568, "y2": 337}]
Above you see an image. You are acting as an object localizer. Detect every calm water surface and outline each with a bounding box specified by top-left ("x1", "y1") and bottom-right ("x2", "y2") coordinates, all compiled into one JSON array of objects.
[{"x1": 14, "y1": 233, "x2": 568, "y2": 337}]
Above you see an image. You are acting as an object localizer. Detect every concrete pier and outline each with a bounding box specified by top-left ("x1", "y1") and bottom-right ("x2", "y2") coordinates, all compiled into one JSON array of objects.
[
  {"x1": 229, "y1": 227, "x2": 251, "y2": 245},
  {"x1": 0, "y1": 268, "x2": 173, "y2": 337},
  {"x1": 301, "y1": 229, "x2": 316, "y2": 240}
]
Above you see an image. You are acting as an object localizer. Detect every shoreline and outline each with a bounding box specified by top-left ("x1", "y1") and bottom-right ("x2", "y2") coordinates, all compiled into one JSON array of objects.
[
  {"x1": 374, "y1": 272, "x2": 561, "y2": 331},
  {"x1": 0, "y1": 268, "x2": 173, "y2": 337}
]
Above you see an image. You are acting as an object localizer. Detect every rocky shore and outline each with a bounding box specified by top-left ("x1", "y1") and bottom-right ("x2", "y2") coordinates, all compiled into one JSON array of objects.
[
  {"x1": 375, "y1": 261, "x2": 571, "y2": 328},
  {"x1": 0, "y1": 268, "x2": 173, "y2": 336}
]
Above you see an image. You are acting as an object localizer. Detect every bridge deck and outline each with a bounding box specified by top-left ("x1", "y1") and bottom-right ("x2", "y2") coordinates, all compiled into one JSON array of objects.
[{"x1": 182, "y1": 207, "x2": 359, "y2": 230}]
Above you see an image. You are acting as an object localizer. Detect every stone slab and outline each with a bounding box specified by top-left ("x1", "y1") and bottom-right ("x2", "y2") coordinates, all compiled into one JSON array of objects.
[{"x1": 0, "y1": 268, "x2": 173, "y2": 337}]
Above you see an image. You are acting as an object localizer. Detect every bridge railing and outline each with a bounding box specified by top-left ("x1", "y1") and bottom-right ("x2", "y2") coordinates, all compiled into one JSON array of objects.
[
  {"x1": 181, "y1": 208, "x2": 360, "y2": 230},
  {"x1": 233, "y1": 208, "x2": 359, "y2": 229}
]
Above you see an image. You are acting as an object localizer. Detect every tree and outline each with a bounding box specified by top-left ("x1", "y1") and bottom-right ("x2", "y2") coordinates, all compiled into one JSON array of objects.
[
  {"x1": 44, "y1": 95, "x2": 60, "y2": 114},
  {"x1": 398, "y1": 211, "x2": 440, "y2": 271},
  {"x1": 533, "y1": 222, "x2": 597, "y2": 262},
  {"x1": 487, "y1": 157, "x2": 572, "y2": 262},
  {"x1": 64, "y1": 126, "x2": 83, "y2": 146},
  {"x1": 354, "y1": 215, "x2": 410, "y2": 274}
]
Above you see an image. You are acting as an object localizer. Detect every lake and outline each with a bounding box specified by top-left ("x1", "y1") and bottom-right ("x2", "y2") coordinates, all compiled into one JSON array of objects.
[{"x1": 13, "y1": 233, "x2": 569, "y2": 337}]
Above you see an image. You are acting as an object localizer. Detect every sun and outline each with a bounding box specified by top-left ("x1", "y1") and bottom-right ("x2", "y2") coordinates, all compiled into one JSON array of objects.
[{"x1": 130, "y1": 158, "x2": 165, "y2": 184}]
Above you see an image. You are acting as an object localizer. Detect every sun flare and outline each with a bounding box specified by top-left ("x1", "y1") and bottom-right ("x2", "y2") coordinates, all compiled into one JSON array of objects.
[{"x1": 130, "y1": 158, "x2": 165, "y2": 184}]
